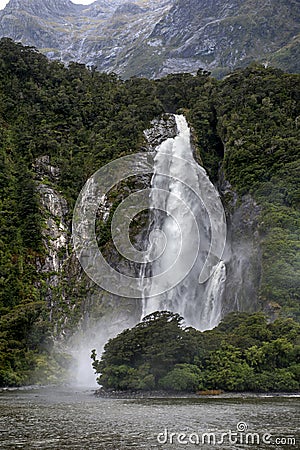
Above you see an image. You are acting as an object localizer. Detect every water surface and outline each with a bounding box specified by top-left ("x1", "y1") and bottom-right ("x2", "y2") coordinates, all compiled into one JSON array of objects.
[{"x1": 0, "y1": 387, "x2": 298, "y2": 449}]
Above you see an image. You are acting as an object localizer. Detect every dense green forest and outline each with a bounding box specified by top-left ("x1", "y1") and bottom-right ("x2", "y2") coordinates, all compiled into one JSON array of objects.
[
  {"x1": 92, "y1": 311, "x2": 300, "y2": 392},
  {"x1": 0, "y1": 38, "x2": 299, "y2": 386}
]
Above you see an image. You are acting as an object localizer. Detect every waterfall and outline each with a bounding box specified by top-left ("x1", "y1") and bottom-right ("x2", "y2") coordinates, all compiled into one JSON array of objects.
[
  {"x1": 142, "y1": 115, "x2": 226, "y2": 331},
  {"x1": 71, "y1": 113, "x2": 227, "y2": 385}
]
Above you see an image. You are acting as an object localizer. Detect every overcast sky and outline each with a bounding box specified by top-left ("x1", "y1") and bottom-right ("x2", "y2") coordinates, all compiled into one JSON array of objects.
[{"x1": 0, "y1": 0, "x2": 96, "y2": 10}]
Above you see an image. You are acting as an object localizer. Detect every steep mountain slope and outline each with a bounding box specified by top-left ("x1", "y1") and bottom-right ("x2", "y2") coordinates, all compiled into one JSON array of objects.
[
  {"x1": 0, "y1": 0, "x2": 173, "y2": 73},
  {"x1": 0, "y1": 40, "x2": 299, "y2": 385},
  {"x1": 0, "y1": 0, "x2": 299, "y2": 77},
  {"x1": 137, "y1": 0, "x2": 300, "y2": 78}
]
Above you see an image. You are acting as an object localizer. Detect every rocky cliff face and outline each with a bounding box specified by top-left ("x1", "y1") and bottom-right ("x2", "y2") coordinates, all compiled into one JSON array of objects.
[
  {"x1": 144, "y1": 0, "x2": 300, "y2": 77},
  {"x1": 220, "y1": 178, "x2": 262, "y2": 316},
  {"x1": 0, "y1": 0, "x2": 299, "y2": 77},
  {"x1": 32, "y1": 115, "x2": 265, "y2": 383},
  {"x1": 6, "y1": 0, "x2": 80, "y2": 17},
  {"x1": 32, "y1": 115, "x2": 180, "y2": 383},
  {"x1": 33, "y1": 155, "x2": 80, "y2": 333}
]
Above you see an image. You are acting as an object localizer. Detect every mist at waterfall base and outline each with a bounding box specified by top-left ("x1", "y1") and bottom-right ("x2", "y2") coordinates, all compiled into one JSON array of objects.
[
  {"x1": 71, "y1": 115, "x2": 227, "y2": 386},
  {"x1": 68, "y1": 317, "x2": 134, "y2": 387}
]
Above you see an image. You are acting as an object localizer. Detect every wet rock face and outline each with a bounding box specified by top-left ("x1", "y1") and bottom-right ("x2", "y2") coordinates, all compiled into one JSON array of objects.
[
  {"x1": 34, "y1": 156, "x2": 68, "y2": 271},
  {"x1": 228, "y1": 196, "x2": 262, "y2": 313},
  {"x1": 37, "y1": 184, "x2": 68, "y2": 274},
  {"x1": 144, "y1": 114, "x2": 178, "y2": 149},
  {"x1": 34, "y1": 156, "x2": 70, "y2": 311},
  {"x1": 219, "y1": 173, "x2": 262, "y2": 315},
  {"x1": 33, "y1": 156, "x2": 60, "y2": 182}
]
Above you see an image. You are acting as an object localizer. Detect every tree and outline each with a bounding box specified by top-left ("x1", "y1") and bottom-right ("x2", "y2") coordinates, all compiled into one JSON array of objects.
[
  {"x1": 92, "y1": 311, "x2": 195, "y2": 389},
  {"x1": 159, "y1": 364, "x2": 203, "y2": 392}
]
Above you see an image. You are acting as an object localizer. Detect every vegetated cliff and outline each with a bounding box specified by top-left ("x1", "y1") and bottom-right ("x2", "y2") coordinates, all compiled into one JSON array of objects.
[
  {"x1": 0, "y1": 40, "x2": 298, "y2": 385},
  {"x1": 0, "y1": 0, "x2": 299, "y2": 78}
]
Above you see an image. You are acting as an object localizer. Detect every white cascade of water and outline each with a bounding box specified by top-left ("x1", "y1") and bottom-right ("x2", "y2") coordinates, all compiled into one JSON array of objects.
[
  {"x1": 142, "y1": 114, "x2": 226, "y2": 331},
  {"x1": 200, "y1": 260, "x2": 226, "y2": 330}
]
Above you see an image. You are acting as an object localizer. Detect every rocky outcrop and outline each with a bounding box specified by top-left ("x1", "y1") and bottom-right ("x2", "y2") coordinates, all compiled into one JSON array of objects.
[
  {"x1": 114, "y1": 3, "x2": 146, "y2": 16},
  {"x1": 144, "y1": 114, "x2": 178, "y2": 149},
  {"x1": 219, "y1": 172, "x2": 262, "y2": 315},
  {"x1": 34, "y1": 156, "x2": 73, "y2": 327},
  {"x1": 34, "y1": 156, "x2": 68, "y2": 280},
  {"x1": 0, "y1": 0, "x2": 298, "y2": 78}
]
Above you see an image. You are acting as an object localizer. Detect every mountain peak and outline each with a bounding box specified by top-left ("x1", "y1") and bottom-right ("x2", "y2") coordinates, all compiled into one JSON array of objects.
[
  {"x1": 5, "y1": 0, "x2": 80, "y2": 15},
  {"x1": 0, "y1": 0, "x2": 299, "y2": 78}
]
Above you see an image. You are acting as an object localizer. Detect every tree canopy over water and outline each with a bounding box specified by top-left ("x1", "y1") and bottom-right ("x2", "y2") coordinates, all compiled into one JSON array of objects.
[{"x1": 92, "y1": 311, "x2": 300, "y2": 392}]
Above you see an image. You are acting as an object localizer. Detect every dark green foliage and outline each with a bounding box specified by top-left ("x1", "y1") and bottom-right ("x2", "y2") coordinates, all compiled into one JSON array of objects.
[
  {"x1": 93, "y1": 311, "x2": 300, "y2": 392},
  {"x1": 0, "y1": 39, "x2": 164, "y2": 385},
  {"x1": 159, "y1": 364, "x2": 203, "y2": 392},
  {"x1": 92, "y1": 311, "x2": 195, "y2": 389},
  {"x1": 215, "y1": 64, "x2": 299, "y2": 194},
  {"x1": 0, "y1": 39, "x2": 299, "y2": 385}
]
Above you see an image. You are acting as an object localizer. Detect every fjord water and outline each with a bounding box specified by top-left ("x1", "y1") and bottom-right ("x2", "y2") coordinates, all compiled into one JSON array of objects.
[
  {"x1": 142, "y1": 115, "x2": 226, "y2": 330},
  {"x1": 0, "y1": 388, "x2": 298, "y2": 449}
]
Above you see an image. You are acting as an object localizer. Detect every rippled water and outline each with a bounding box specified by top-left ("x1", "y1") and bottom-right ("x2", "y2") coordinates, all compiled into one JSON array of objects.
[{"x1": 0, "y1": 387, "x2": 298, "y2": 449}]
